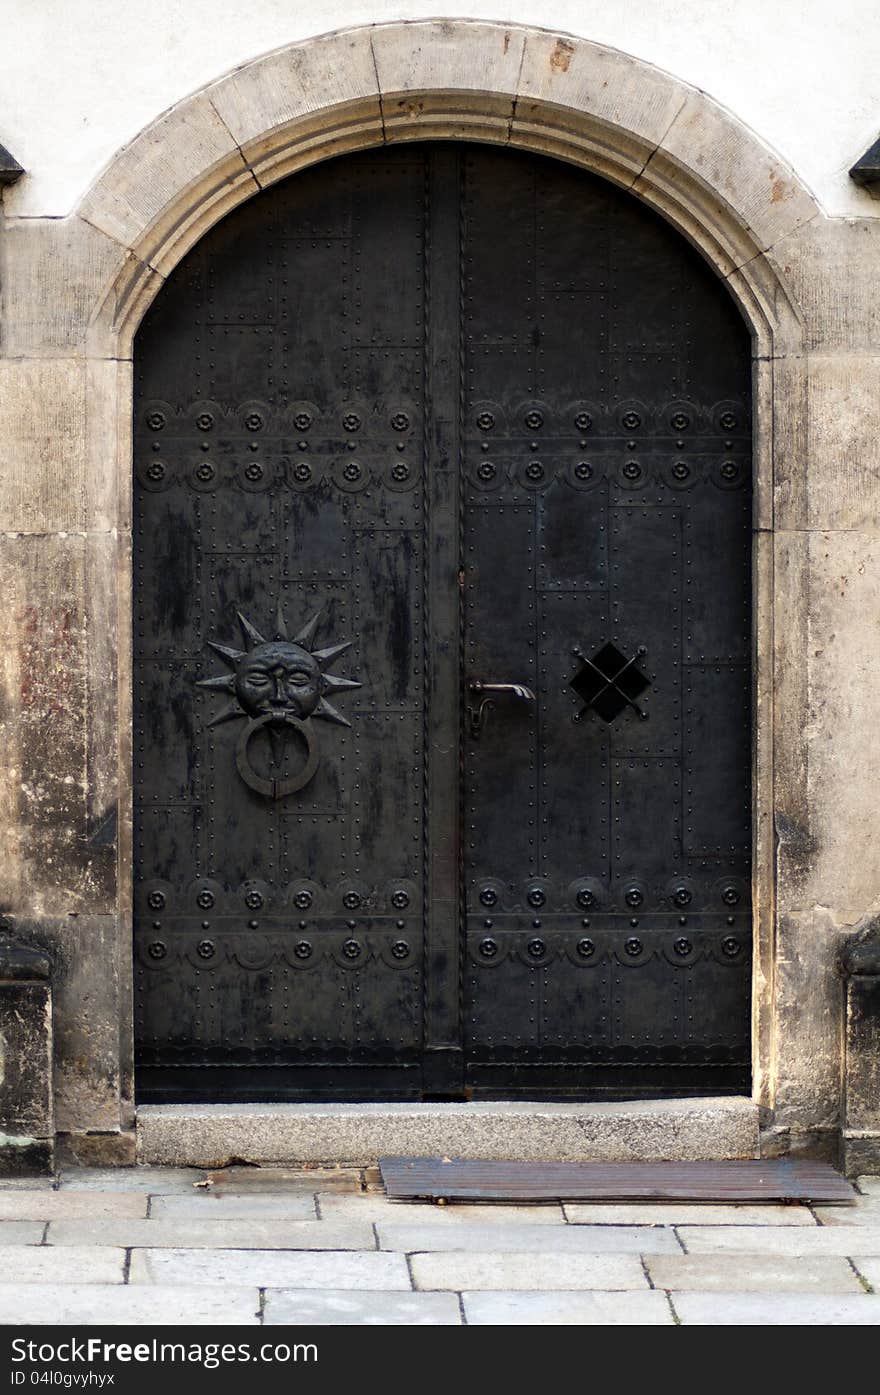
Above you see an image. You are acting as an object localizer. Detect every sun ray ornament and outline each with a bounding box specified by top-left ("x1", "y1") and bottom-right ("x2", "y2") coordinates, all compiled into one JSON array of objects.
[{"x1": 197, "y1": 606, "x2": 362, "y2": 799}]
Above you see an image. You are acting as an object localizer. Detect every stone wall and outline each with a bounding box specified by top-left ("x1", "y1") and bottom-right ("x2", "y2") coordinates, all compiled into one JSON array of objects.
[{"x1": 0, "y1": 19, "x2": 878, "y2": 1162}]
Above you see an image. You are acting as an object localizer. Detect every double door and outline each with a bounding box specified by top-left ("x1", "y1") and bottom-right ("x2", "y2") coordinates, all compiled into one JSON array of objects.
[{"x1": 133, "y1": 143, "x2": 752, "y2": 1101}]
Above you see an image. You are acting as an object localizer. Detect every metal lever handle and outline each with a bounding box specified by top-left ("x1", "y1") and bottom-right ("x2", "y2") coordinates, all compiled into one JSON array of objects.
[{"x1": 467, "y1": 680, "x2": 536, "y2": 737}]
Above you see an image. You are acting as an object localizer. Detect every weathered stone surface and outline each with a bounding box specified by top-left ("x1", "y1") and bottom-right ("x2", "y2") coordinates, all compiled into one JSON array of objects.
[
  {"x1": 56, "y1": 1131, "x2": 137, "y2": 1168},
  {"x1": 320, "y1": 1196, "x2": 566, "y2": 1226},
  {"x1": 263, "y1": 1289, "x2": 460, "y2": 1325},
  {"x1": 463, "y1": 1290, "x2": 674, "y2": 1325},
  {"x1": 678, "y1": 1225, "x2": 880, "y2": 1255},
  {"x1": 208, "y1": 1166, "x2": 363, "y2": 1193},
  {"x1": 59, "y1": 1166, "x2": 202, "y2": 1192},
  {"x1": 78, "y1": 93, "x2": 249, "y2": 255},
  {"x1": 0, "y1": 1222, "x2": 48, "y2": 1243},
  {"x1": 22, "y1": 918, "x2": 123, "y2": 1133},
  {"x1": 137, "y1": 1098, "x2": 759, "y2": 1167},
  {"x1": 844, "y1": 975, "x2": 880, "y2": 1133},
  {"x1": 673, "y1": 1293, "x2": 880, "y2": 1324},
  {"x1": 0, "y1": 983, "x2": 52, "y2": 1135},
  {"x1": 377, "y1": 1223, "x2": 679, "y2": 1255},
  {"x1": 0, "y1": 1244, "x2": 125, "y2": 1283},
  {"x1": 0, "y1": 1191, "x2": 145, "y2": 1219},
  {"x1": 857, "y1": 1177, "x2": 880, "y2": 1196},
  {"x1": 843, "y1": 1134, "x2": 880, "y2": 1177},
  {"x1": 771, "y1": 909, "x2": 843, "y2": 1132},
  {"x1": 372, "y1": 20, "x2": 523, "y2": 103},
  {"x1": 128, "y1": 1248, "x2": 411, "y2": 1289},
  {"x1": 799, "y1": 356, "x2": 880, "y2": 531},
  {"x1": 152, "y1": 1193, "x2": 317, "y2": 1220},
  {"x1": 515, "y1": 32, "x2": 688, "y2": 151},
  {"x1": 771, "y1": 217, "x2": 880, "y2": 352},
  {"x1": 657, "y1": 91, "x2": 817, "y2": 254},
  {"x1": 814, "y1": 1198, "x2": 880, "y2": 1224},
  {"x1": 853, "y1": 1257, "x2": 880, "y2": 1288},
  {"x1": 0, "y1": 217, "x2": 127, "y2": 357},
  {"x1": 209, "y1": 29, "x2": 381, "y2": 166},
  {"x1": 0, "y1": 1282, "x2": 260, "y2": 1325},
  {"x1": 47, "y1": 1218, "x2": 373, "y2": 1249},
  {"x1": 563, "y1": 1203, "x2": 817, "y2": 1226},
  {"x1": 646, "y1": 1254, "x2": 862, "y2": 1292},
  {"x1": 0, "y1": 361, "x2": 89, "y2": 532},
  {"x1": 410, "y1": 1252, "x2": 647, "y2": 1291}
]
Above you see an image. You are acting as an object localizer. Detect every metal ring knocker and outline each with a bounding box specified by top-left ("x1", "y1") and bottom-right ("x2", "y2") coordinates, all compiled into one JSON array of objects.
[{"x1": 235, "y1": 714, "x2": 320, "y2": 799}]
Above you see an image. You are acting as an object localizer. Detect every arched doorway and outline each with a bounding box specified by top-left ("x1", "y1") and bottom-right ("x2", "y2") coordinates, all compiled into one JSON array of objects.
[{"x1": 132, "y1": 141, "x2": 752, "y2": 1102}]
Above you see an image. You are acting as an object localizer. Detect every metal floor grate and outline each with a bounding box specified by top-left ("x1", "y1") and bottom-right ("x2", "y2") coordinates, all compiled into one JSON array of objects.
[{"x1": 379, "y1": 1157, "x2": 856, "y2": 1204}]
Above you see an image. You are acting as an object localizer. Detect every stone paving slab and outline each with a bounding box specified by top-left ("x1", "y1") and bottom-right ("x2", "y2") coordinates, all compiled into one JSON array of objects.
[
  {"x1": 59, "y1": 1168, "x2": 204, "y2": 1193},
  {"x1": 410, "y1": 1253, "x2": 648, "y2": 1291},
  {"x1": 0, "y1": 1283, "x2": 260, "y2": 1326},
  {"x1": 378, "y1": 1223, "x2": 680, "y2": 1254},
  {"x1": 129, "y1": 1248, "x2": 412, "y2": 1290},
  {"x1": 151, "y1": 1194, "x2": 317, "y2": 1220},
  {"x1": 856, "y1": 1177, "x2": 880, "y2": 1197},
  {"x1": 462, "y1": 1290, "x2": 674, "y2": 1324},
  {"x1": 563, "y1": 1203, "x2": 817, "y2": 1226},
  {"x1": 0, "y1": 1191, "x2": 147, "y2": 1220},
  {"x1": 646, "y1": 1254, "x2": 863, "y2": 1292},
  {"x1": 263, "y1": 1290, "x2": 461, "y2": 1325},
  {"x1": 0, "y1": 1245, "x2": 125, "y2": 1284},
  {"x1": 678, "y1": 1225, "x2": 880, "y2": 1255},
  {"x1": 46, "y1": 1219, "x2": 374, "y2": 1250},
  {"x1": 852, "y1": 1257, "x2": 880, "y2": 1288},
  {"x1": 814, "y1": 1200, "x2": 880, "y2": 1225},
  {"x1": 0, "y1": 1177, "x2": 54, "y2": 1191},
  {"x1": 672, "y1": 1293, "x2": 880, "y2": 1324},
  {"x1": 0, "y1": 1222, "x2": 47, "y2": 1244},
  {"x1": 319, "y1": 1196, "x2": 566, "y2": 1225}
]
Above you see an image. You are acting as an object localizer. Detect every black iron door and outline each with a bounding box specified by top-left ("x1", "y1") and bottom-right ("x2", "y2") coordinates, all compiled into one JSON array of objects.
[{"x1": 133, "y1": 143, "x2": 752, "y2": 1102}]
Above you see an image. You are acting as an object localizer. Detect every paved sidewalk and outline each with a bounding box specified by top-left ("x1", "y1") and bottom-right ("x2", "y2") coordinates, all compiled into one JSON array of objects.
[{"x1": 0, "y1": 1167, "x2": 878, "y2": 1325}]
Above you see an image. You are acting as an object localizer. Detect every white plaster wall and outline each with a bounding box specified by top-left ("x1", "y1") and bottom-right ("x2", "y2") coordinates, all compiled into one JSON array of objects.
[{"x1": 0, "y1": 0, "x2": 877, "y2": 220}]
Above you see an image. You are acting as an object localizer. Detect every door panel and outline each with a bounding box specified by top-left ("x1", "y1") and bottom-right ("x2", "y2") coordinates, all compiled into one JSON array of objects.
[{"x1": 133, "y1": 143, "x2": 752, "y2": 1101}]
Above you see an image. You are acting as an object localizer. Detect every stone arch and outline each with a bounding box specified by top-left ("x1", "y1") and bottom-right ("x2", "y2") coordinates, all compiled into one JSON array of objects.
[{"x1": 70, "y1": 20, "x2": 818, "y2": 1118}]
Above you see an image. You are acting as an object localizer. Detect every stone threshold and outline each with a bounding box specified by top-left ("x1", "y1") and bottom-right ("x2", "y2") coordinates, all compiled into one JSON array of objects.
[{"x1": 137, "y1": 1097, "x2": 759, "y2": 1168}]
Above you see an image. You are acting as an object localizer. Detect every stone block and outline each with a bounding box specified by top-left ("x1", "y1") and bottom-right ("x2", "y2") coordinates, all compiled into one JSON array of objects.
[
  {"x1": 320, "y1": 1196, "x2": 566, "y2": 1226},
  {"x1": 563, "y1": 1204, "x2": 816, "y2": 1226},
  {"x1": 410, "y1": 1252, "x2": 647, "y2": 1291},
  {"x1": 372, "y1": 21, "x2": 522, "y2": 145},
  {"x1": 128, "y1": 1248, "x2": 411, "y2": 1289},
  {"x1": 78, "y1": 93, "x2": 249, "y2": 256},
  {"x1": 0, "y1": 1244, "x2": 125, "y2": 1283},
  {"x1": 677, "y1": 1225, "x2": 880, "y2": 1255},
  {"x1": 206, "y1": 1165, "x2": 362, "y2": 1193},
  {"x1": 656, "y1": 92, "x2": 817, "y2": 255},
  {"x1": 59, "y1": 1166, "x2": 203, "y2": 1193},
  {"x1": 672, "y1": 1293, "x2": 880, "y2": 1324},
  {"x1": 208, "y1": 29, "x2": 381, "y2": 184},
  {"x1": 0, "y1": 361, "x2": 87, "y2": 532},
  {"x1": 814, "y1": 1198, "x2": 880, "y2": 1224},
  {"x1": 844, "y1": 975, "x2": 880, "y2": 1133},
  {"x1": 0, "y1": 1282, "x2": 260, "y2": 1325},
  {"x1": 463, "y1": 1290, "x2": 673, "y2": 1325},
  {"x1": 799, "y1": 356, "x2": 880, "y2": 531},
  {"x1": 853, "y1": 1257, "x2": 880, "y2": 1288},
  {"x1": 0, "y1": 982, "x2": 53, "y2": 1175},
  {"x1": 0, "y1": 216, "x2": 127, "y2": 357},
  {"x1": 377, "y1": 1223, "x2": 679, "y2": 1255},
  {"x1": 843, "y1": 1134, "x2": 880, "y2": 1176},
  {"x1": 263, "y1": 1289, "x2": 460, "y2": 1325},
  {"x1": 513, "y1": 32, "x2": 688, "y2": 185},
  {"x1": 857, "y1": 1177, "x2": 880, "y2": 1196},
  {"x1": 646, "y1": 1254, "x2": 862, "y2": 1292},
  {"x1": 0, "y1": 1222, "x2": 48, "y2": 1243},
  {"x1": 0, "y1": 1191, "x2": 145, "y2": 1219},
  {"x1": 136, "y1": 1097, "x2": 759, "y2": 1167},
  {"x1": 771, "y1": 217, "x2": 880, "y2": 352},
  {"x1": 47, "y1": 1218, "x2": 374, "y2": 1250},
  {"x1": 56, "y1": 1131, "x2": 137, "y2": 1168},
  {"x1": 770, "y1": 910, "x2": 843, "y2": 1132},
  {"x1": 151, "y1": 1194, "x2": 317, "y2": 1220},
  {"x1": 22, "y1": 918, "x2": 124, "y2": 1133}
]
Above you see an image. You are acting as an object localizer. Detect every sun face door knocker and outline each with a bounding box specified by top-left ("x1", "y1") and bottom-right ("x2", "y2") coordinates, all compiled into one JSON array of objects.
[{"x1": 197, "y1": 606, "x2": 362, "y2": 799}]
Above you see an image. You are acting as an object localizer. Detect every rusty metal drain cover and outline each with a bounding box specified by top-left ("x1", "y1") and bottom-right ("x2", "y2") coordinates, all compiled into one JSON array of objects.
[{"x1": 379, "y1": 1157, "x2": 856, "y2": 1204}]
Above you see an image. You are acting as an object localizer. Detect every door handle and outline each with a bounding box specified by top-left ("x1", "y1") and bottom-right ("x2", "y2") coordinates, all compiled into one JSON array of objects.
[{"x1": 467, "y1": 680, "x2": 536, "y2": 737}]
